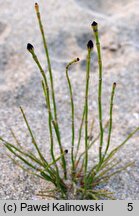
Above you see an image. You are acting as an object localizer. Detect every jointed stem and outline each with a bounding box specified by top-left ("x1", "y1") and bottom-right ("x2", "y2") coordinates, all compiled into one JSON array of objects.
[
  {"x1": 104, "y1": 126, "x2": 139, "y2": 164},
  {"x1": 26, "y1": 47, "x2": 63, "y2": 188},
  {"x1": 66, "y1": 58, "x2": 79, "y2": 179},
  {"x1": 76, "y1": 121, "x2": 109, "y2": 167},
  {"x1": 104, "y1": 83, "x2": 116, "y2": 157},
  {"x1": 42, "y1": 81, "x2": 66, "y2": 194},
  {"x1": 84, "y1": 41, "x2": 93, "y2": 192},
  {"x1": 35, "y1": 3, "x2": 67, "y2": 178},
  {"x1": 92, "y1": 22, "x2": 103, "y2": 163},
  {"x1": 75, "y1": 107, "x2": 85, "y2": 160},
  {"x1": 35, "y1": 3, "x2": 56, "y2": 120},
  {"x1": 20, "y1": 107, "x2": 47, "y2": 165},
  {"x1": 41, "y1": 81, "x2": 61, "y2": 187}
]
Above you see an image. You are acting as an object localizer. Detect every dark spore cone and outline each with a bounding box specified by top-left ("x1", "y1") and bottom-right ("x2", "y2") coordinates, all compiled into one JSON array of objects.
[
  {"x1": 91, "y1": 21, "x2": 98, "y2": 27},
  {"x1": 91, "y1": 21, "x2": 98, "y2": 32},
  {"x1": 87, "y1": 40, "x2": 94, "y2": 50},
  {"x1": 27, "y1": 43, "x2": 34, "y2": 51},
  {"x1": 77, "y1": 58, "x2": 80, "y2": 61},
  {"x1": 113, "y1": 82, "x2": 117, "y2": 87}
]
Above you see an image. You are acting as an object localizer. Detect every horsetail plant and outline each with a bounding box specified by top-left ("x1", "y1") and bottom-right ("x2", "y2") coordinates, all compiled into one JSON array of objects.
[{"x1": 0, "y1": 2, "x2": 139, "y2": 200}]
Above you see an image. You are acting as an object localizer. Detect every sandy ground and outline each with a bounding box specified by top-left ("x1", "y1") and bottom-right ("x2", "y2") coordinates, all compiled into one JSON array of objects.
[{"x1": 0, "y1": 0, "x2": 139, "y2": 199}]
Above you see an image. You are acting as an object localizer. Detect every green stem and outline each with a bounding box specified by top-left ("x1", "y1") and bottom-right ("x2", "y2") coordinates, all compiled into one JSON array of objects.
[
  {"x1": 42, "y1": 80, "x2": 66, "y2": 195},
  {"x1": 35, "y1": 3, "x2": 56, "y2": 120},
  {"x1": 65, "y1": 58, "x2": 79, "y2": 179},
  {"x1": 10, "y1": 129, "x2": 22, "y2": 148},
  {"x1": 41, "y1": 81, "x2": 56, "y2": 162},
  {"x1": 92, "y1": 22, "x2": 103, "y2": 163},
  {"x1": 104, "y1": 83, "x2": 116, "y2": 157},
  {"x1": 76, "y1": 120, "x2": 109, "y2": 168},
  {"x1": 26, "y1": 50, "x2": 56, "y2": 167},
  {"x1": 5, "y1": 143, "x2": 41, "y2": 171},
  {"x1": 75, "y1": 107, "x2": 85, "y2": 160},
  {"x1": 28, "y1": 46, "x2": 67, "y2": 179},
  {"x1": 2, "y1": 139, "x2": 47, "y2": 167},
  {"x1": 20, "y1": 107, "x2": 47, "y2": 165},
  {"x1": 84, "y1": 44, "x2": 93, "y2": 191},
  {"x1": 7, "y1": 154, "x2": 44, "y2": 179},
  {"x1": 35, "y1": 3, "x2": 67, "y2": 179},
  {"x1": 104, "y1": 126, "x2": 139, "y2": 164},
  {"x1": 27, "y1": 47, "x2": 62, "y2": 189},
  {"x1": 42, "y1": 81, "x2": 66, "y2": 194}
]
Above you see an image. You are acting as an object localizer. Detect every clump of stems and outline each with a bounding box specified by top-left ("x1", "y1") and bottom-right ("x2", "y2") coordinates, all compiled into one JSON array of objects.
[{"x1": 1, "y1": 3, "x2": 139, "y2": 200}]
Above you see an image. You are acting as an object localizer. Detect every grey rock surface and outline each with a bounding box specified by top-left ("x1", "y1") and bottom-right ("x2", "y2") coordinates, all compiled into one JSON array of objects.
[{"x1": 0, "y1": 0, "x2": 139, "y2": 199}]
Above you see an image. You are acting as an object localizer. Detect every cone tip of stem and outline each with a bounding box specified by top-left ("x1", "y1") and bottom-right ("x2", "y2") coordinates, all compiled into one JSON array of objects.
[
  {"x1": 87, "y1": 40, "x2": 94, "y2": 50},
  {"x1": 91, "y1": 21, "x2": 98, "y2": 32},
  {"x1": 35, "y1": 2, "x2": 39, "y2": 12},
  {"x1": 113, "y1": 82, "x2": 117, "y2": 87},
  {"x1": 27, "y1": 43, "x2": 34, "y2": 52},
  {"x1": 91, "y1": 21, "x2": 98, "y2": 26},
  {"x1": 76, "y1": 57, "x2": 80, "y2": 61}
]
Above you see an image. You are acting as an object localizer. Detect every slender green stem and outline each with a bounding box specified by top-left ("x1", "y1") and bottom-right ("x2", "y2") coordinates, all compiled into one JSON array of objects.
[
  {"x1": 27, "y1": 49, "x2": 55, "y2": 167},
  {"x1": 76, "y1": 133, "x2": 98, "y2": 168},
  {"x1": 75, "y1": 107, "x2": 85, "y2": 160},
  {"x1": 3, "y1": 139, "x2": 67, "y2": 188},
  {"x1": 42, "y1": 81, "x2": 67, "y2": 193},
  {"x1": 1, "y1": 138, "x2": 47, "y2": 167},
  {"x1": 10, "y1": 129, "x2": 22, "y2": 148},
  {"x1": 35, "y1": 3, "x2": 56, "y2": 120},
  {"x1": 103, "y1": 126, "x2": 139, "y2": 164},
  {"x1": 27, "y1": 46, "x2": 67, "y2": 179},
  {"x1": 20, "y1": 106, "x2": 47, "y2": 165},
  {"x1": 97, "y1": 161, "x2": 134, "y2": 184},
  {"x1": 104, "y1": 82, "x2": 116, "y2": 157},
  {"x1": 66, "y1": 58, "x2": 79, "y2": 179},
  {"x1": 95, "y1": 160, "x2": 120, "y2": 180},
  {"x1": 45, "y1": 150, "x2": 68, "y2": 171},
  {"x1": 2, "y1": 139, "x2": 56, "y2": 180},
  {"x1": 42, "y1": 81, "x2": 67, "y2": 194},
  {"x1": 92, "y1": 22, "x2": 103, "y2": 163},
  {"x1": 88, "y1": 118, "x2": 95, "y2": 140},
  {"x1": 84, "y1": 41, "x2": 93, "y2": 192},
  {"x1": 78, "y1": 188, "x2": 99, "y2": 200},
  {"x1": 41, "y1": 81, "x2": 57, "y2": 164},
  {"x1": 20, "y1": 107, "x2": 57, "y2": 178},
  {"x1": 76, "y1": 120, "x2": 109, "y2": 167},
  {"x1": 41, "y1": 81, "x2": 64, "y2": 191},
  {"x1": 34, "y1": 3, "x2": 67, "y2": 179},
  {"x1": 5, "y1": 143, "x2": 41, "y2": 171},
  {"x1": 27, "y1": 46, "x2": 62, "y2": 189},
  {"x1": 7, "y1": 154, "x2": 44, "y2": 179}
]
